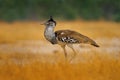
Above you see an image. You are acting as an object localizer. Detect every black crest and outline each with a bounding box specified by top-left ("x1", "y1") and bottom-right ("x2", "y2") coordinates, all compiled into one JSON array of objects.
[{"x1": 47, "y1": 16, "x2": 56, "y2": 26}]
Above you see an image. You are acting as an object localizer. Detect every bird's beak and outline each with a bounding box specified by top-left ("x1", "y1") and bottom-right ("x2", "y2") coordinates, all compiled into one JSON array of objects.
[
  {"x1": 41, "y1": 23, "x2": 44, "y2": 25},
  {"x1": 41, "y1": 22, "x2": 45, "y2": 25}
]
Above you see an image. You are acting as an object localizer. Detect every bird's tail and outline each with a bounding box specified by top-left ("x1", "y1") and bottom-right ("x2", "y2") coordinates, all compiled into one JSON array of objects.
[
  {"x1": 86, "y1": 37, "x2": 100, "y2": 47},
  {"x1": 91, "y1": 43, "x2": 100, "y2": 47},
  {"x1": 77, "y1": 32, "x2": 100, "y2": 47},
  {"x1": 85, "y1": 37, "x2": 100, "y2": 47}
]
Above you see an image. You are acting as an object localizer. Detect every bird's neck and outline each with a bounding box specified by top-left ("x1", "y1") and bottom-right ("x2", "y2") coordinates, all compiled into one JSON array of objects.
[{"x1": 44, "y1": 26, "x2": 57, "y2": 44}]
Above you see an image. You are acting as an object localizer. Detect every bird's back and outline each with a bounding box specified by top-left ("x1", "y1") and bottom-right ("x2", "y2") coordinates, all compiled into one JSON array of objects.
[{"x1": 55, "y1": 30, "x2": 99, "y2": 47}]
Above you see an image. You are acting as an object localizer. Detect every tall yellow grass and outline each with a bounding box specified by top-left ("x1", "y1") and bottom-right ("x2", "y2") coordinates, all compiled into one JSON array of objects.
[
  {"x1": 0, "y1": 52, "x2": 120, "y2": 80},
  {"x1": 0, "y1": 20, "x2": 120, "y2": 80}
]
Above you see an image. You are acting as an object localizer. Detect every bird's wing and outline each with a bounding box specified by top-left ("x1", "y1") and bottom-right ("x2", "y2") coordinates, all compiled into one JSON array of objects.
[{"x1": 55, "y1": 30, "x2": 99, "y2": 47}]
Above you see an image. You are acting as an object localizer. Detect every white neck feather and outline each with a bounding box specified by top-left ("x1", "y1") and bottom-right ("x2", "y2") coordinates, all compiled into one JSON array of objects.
[{"x1": 44, "y1": 26, "x2": 55, "y2": 42}]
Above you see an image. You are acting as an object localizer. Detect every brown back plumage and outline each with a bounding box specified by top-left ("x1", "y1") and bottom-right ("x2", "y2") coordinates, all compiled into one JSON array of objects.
[{"x1": 55, "y1": 30, "x2": 99, "y2": 47}]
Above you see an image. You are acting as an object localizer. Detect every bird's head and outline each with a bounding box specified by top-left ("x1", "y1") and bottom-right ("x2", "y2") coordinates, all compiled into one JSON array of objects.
[{"x1": 41, "y1": 16, "x2": 56, "y2": 28}]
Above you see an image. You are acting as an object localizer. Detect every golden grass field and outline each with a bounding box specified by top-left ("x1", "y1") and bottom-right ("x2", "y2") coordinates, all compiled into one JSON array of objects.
[{"x1": 0, "y1": 20, "x2": 120, "y2": 80}]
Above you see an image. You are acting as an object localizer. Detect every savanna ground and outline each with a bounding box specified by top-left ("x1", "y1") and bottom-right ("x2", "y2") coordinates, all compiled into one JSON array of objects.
[{"x1": 0, "y1": 20, "x2": 120, "y2": 80}]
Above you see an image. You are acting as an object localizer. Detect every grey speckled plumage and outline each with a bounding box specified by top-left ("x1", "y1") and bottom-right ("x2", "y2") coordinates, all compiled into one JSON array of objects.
[{"x1": 55, "y1": 30, "x2": 99, "y2": 47}]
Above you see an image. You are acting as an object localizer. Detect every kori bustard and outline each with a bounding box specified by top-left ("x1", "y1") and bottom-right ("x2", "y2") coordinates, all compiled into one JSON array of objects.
[{"x1": 42, "y1": 16, "x2": 99, "y2": 59}]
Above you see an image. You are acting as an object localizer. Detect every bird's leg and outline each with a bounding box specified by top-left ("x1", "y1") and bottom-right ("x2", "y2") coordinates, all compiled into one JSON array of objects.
[
  {"x1": 61, "y1": 45, "x2": 67, "y2": 58},
  {"x1": 67, "y1": 44, "x2": 77, "y2": 61}
]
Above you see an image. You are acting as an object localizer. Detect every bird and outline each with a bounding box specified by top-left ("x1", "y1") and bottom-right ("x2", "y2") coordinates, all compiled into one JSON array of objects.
[{"x1": 42, "y1": 16, "x2": 99, "y2": 60}]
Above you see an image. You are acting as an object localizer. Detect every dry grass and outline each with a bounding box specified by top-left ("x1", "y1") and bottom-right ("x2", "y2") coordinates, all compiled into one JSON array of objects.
[
  {"x1": 0, "y1": 20, "x2": 120, "y2": 43},
  {"x1": 0, "y1": 52, "x2": 120, "y2": 80},
  {"x1": 0, "y1": 20, "x2": 120, "y2": 80}
]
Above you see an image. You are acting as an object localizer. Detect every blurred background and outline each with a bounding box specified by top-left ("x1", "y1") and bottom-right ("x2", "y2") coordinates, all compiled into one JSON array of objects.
[
  {"x1": 0, "y1": 0, "x2": 120, "y2": 21},
  {"x1": 0, "y1": 0, "x2": 120, "y2": 80}
]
